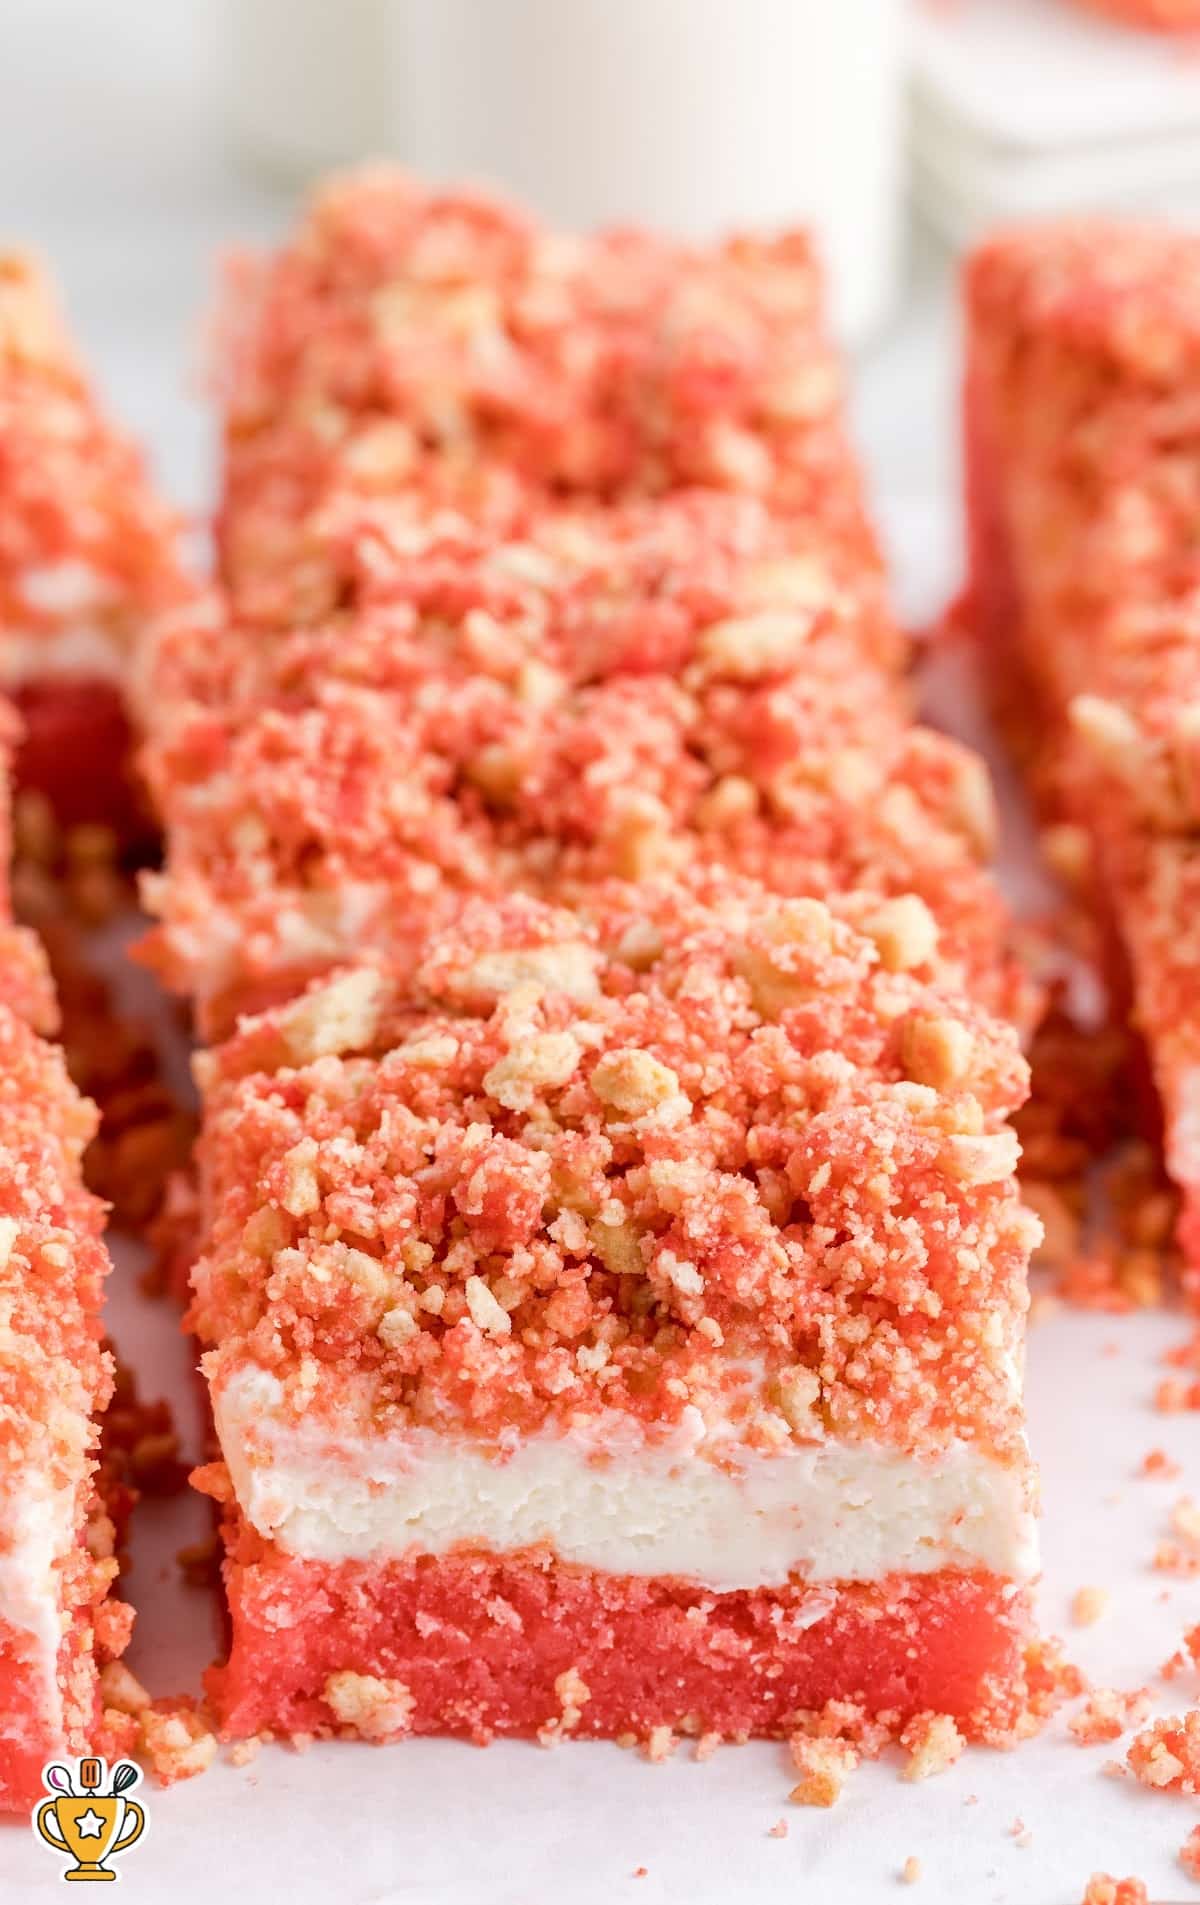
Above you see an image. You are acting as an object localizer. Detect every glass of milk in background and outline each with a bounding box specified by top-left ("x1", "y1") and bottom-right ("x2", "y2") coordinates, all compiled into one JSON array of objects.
[{"x1": 227, "y1": 0, "x2": 906, "y2": 347}]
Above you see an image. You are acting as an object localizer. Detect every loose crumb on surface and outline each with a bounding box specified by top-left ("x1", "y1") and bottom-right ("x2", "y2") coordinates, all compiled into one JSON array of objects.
[
  {"x1": 1019, "y1": 1635, "x2": 1088, "y2": 1728},
  {"x1": 1166, "y1": 1329, "x2": 1200, "y2": 1371},
  {"x1": 899, "y1": 1713, "x2": 965, "y2": 1782},
  {"x1": 1180, "y1": 1824, "x2": 1200, "y2": 1880},
  {"x1": 1140, "y1": 1448, "x2": 1182, "y2": 1480},
  {"x1": 137, "y1": 1696, "x2": 219, "y2": 1786},
  {"x1": 1172, "y1": 1497, "x2": 1200, "y2": 1545},
  {"x1": 1124, "y1": 1710, "x2": 1200, "y2": 1794},
  {"x1": 767, "y1": 1819, "x2": 788, "y2": 1840},
  {"x1": 98, "y1": 1660, "x2": 151, "y2": 1718},
  {"x1": 1072, "y1": 1586, "x2": 1110, "y2": 1627},
  {"x1": 1079, "y1": 1878, "x2": 1148, "y2": 1905},
  {"x1": 1155, "y1": 1378, "x2": 1200, "y2": 1414},
  {"x1": 644, "y1": 1725, "x2": 677, "y2": 1764},
  {"x1": 1068, "y1": 1687, "x2": 1154, "y2": 1745},
  {"x1": 1162, "y1": 1622, "x2": 1200, "y2": 1682},
  {"x1": 1153, "y1": 1542, "x2": 1200, "y2": 1578},
  {"x1": 788, "y1": 1736, "x2": 859, "y2": 1808},
  {"x1": 901, "y1": 1854, "x2": 922, "y2": 1884}
]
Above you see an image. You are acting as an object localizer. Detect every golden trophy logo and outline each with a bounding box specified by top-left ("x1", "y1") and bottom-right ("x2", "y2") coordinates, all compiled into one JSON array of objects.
[{"x1": 34, "y1": 1756, "x2": 146, "y2": 1882}]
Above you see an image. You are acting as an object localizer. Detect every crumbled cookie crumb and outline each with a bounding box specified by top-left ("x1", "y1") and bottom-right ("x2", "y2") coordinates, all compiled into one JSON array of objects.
[
  {"x1": 900, "y1": 1713, "x2": 964, "y2": 1782},
  {"x1": 1079, "y1": 1879, "x2": 1148, "y2": 1905},
  {"x1": 1153, "y1": 1542, "x2": 1200, "y2": 1578},
  {"x1": 1072, "y1": 1586, "x2": 1110, "y2": 1627},
  {"x1": 323, "y1": 1670, "x2": 416, "y2": 1741},
  {"x1": 98, "y1": 1660, "x2": 151, "y2": 1716},
  {"x1": 788, "y1": 1736, "x2": 858, "y2": 1807},
  {"x1": 1168, "y1": 1621, "x2": 1200, "y2": 1681},
  {"x1": 1155, "y1": 1378, "x2": 1200, "y2": 1414},
  {"x1": 1125, "y1": 1710, "x2": 1200, "y2": 1794},
  {"x1": 138, "y1": 1696, "x2": 219, "y2": 1785},
  {"x1": 1171, "y1": 1497, "x2": 1200, "y2": 1546},
  {"x1": 644, "y1": 1725, "x2": 677, "y2": 1764},
  {"x1": 1068, "y1": 1687, "x2": 1154, "y2": 1746},
  {"x1": 901, "y1": 1855, "x2": 922, "y2": 1885},
  {"x1": 1140, "y1": 1448, "x2": 1182, "y2": 1480}
]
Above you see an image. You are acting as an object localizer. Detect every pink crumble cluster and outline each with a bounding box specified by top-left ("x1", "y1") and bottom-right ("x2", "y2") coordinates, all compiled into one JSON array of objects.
[
  {"x1": 963, "y1": 222, "x2": 1200, "y2": 1295},
  {"x1": 1125, "y1": 1709, "x2": 1200, "y2": 1794},
  {"x1": 144, "y1": 172, "x2": 1042, "y2": 1753},
  {"x1": 1079, "y1": 1880, "x2": 1148, "y2": 1905}
]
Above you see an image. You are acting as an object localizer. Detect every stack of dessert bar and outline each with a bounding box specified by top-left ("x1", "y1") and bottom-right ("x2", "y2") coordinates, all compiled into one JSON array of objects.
[
  {"x1": 132, "y1": 174, "x2": 1041, "y2": 1749},
  {"x1": 965, "y1": 222, "x2": 1200, "y2": 1298}
]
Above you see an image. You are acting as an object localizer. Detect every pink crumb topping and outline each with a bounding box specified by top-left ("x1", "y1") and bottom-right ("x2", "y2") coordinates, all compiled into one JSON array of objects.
[
  {"x1": 190, "y1": 876, "x2": 1035, "y2": 1459},
  {"x1": 215, "y1": 169, "x2": 882, "y2": 628},
  {"x1": 141, "y1": 492, "x2": 1017, "y2": 1037}
]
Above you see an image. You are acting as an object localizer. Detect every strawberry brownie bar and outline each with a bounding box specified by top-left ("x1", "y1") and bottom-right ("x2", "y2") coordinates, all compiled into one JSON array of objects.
[
  {"x1": 0, "y1": 998, "x2": 126, "y2": 1806},
  {"x1": 964, "y1": 223, "x2": 1200, "y2": 1287},
  {"x1": 0, "y1": 744, "x2": 128, "y2": 1806},
  {"x1": 0, "y1": 252, "x2": 186, "y2": 836},
  {"x1": 215, "y1": 169, "x2": 886, "y2": 634},
  {"x1": 193, "y1": 878, "x2": 1039, "y2": 1746},
  {"x1": 139, "y1": 491, "x2": 1018, "y2": 1039}
]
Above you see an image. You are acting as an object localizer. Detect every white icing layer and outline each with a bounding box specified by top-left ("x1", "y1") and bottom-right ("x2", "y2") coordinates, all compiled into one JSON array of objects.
[
  {"x1": 0, "y1": 562, "x2": 126, "y2": 686},
  {"x1": 0, "y1": 1464, "x2": 73, "y2": 1725},
  {"x1": 215, "y1": 1364, "x2": 1038, "y2": 1593}
]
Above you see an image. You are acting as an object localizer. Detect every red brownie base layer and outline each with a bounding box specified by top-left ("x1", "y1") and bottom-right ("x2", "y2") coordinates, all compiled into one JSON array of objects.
[
  {"x1": 208, "y1": 1530, "x2": 1032, "y2": 1747},
  {"x1": 12, "y1": 676, "x2": 144, "y2": 839}
]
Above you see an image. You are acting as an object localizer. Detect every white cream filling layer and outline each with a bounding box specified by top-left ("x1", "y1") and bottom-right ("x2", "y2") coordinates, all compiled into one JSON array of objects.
[
  {"x1": 0, "y1": 1464, "x2": 74, "y2": 1727},
  {"x1": 1, "y1": 562, "x2": 126, "y2": 686},
  {"x1": 215, "y1": 1365, "x2": 1038, "y2": 1594}
]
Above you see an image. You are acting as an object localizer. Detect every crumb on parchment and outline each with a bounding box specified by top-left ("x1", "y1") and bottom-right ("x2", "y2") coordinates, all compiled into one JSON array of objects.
[
  {"x1": 788, "y1": 1736, "x2": 858, "y2": 1808},
  {"x1": 1079, "y1": 1879, "x2": 1148, "y2": 1905},
  {"x1": 1071, "y1": 1586, "x2": 1110, "y2": 1628}
]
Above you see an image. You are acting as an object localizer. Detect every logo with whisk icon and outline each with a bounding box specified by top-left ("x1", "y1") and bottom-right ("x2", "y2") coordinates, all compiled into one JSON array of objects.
[{"x1": 34, "y1": 1756, "x2": 146, "y2": 1881}]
